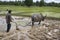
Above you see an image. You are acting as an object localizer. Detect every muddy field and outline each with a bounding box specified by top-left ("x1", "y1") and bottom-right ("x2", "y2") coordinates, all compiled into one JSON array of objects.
[{"x1": 0, "y1": 16, "x2": 60, "y2": 40}]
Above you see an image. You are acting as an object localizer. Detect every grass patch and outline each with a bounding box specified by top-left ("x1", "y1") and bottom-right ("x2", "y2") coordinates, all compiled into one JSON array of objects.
[
  {"x1": 0, "y1": 5, "x2": 60, "y2": 13},
  {"x1": 0, "y1": 5, "x2": 60, "y2": 18}
]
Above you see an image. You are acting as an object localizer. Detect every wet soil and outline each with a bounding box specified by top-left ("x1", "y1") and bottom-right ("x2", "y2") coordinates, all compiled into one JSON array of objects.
[{"x1": 0, "y1": 16, "x2": 60, "y2": 40}]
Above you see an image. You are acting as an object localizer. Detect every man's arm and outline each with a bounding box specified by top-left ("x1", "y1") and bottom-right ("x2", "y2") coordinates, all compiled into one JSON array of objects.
[{"x1": 11, "y1": 16, "x2": 15, "y2": 22}]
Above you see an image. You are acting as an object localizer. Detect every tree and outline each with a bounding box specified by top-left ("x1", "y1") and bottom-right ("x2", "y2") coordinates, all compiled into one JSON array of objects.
[
  {"x1": 25, "y1": 0, "x2": 33, "y2": 7},
  {"x1": 36, "y1": 1, "x2": 40, "y2": 6},
  {"x1": 39, "y1": 0, "x2": 45, "y2": 6},
  {"x1": 21, "y1": 1, "x2": 25, "y2": 6}
]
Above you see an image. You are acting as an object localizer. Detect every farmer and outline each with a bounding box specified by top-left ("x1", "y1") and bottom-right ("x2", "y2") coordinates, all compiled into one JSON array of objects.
[{"x1": 6, "y1": 10, "x2": 13, "y2": 32}]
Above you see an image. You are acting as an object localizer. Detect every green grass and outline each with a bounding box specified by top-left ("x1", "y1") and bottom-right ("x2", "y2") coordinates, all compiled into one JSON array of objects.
[
  {"x1": 0, "y1": 5, "x2": 60, "y2": 18},
  {"x1": 0, "y1": 5, "x2": 60, "y2": 13}
]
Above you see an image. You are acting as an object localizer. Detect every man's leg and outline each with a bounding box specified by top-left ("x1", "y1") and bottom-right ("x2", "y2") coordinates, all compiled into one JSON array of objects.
[{"x1": 7, "y1": 24, "x2": 11, "y2": 32}]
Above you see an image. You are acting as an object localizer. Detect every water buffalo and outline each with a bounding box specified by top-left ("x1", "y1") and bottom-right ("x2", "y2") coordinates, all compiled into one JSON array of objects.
[{"x1": 31, "y1": 13, "x2": 46, "y2": 26}]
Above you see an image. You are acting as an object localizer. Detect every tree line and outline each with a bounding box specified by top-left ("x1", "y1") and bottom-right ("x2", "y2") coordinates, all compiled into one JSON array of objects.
[{"x1": 0, "y1": 0, "x2": 60, "y2": 7}]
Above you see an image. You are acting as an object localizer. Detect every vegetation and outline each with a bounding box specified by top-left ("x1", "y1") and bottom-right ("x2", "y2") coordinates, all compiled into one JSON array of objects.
[
  {"x1": 0, "y1": 0, "x2": 60, "y2": 7},
  {"x1": 39, "y1": 0, "x2": 45, "y2": 6},
  {"x1": 0, "y1": 0, "x2": 60, "y2": 18},
  {"x1": 0, "y1": 5, "x2": 60, "y2": 18},
  {"x1": 0, "y1": 5, "x2": 60, "y2": 12},
  {"x1": 25, "y1": 0, "x2": 33, "y2": 7}
]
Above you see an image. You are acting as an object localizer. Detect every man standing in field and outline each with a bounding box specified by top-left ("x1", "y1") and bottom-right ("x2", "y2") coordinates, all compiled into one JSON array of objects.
[{"x1": 6, "y1": 10, "x2": 13, "y2": 32}]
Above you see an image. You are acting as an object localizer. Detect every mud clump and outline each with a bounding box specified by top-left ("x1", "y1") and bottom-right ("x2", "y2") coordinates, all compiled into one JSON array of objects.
[
  {"x1": 27, "y1": 20, "x2": 60, "y2": 40},
  {"x1": 0, "y1": 18, "x2": 60, "y2": 40}
]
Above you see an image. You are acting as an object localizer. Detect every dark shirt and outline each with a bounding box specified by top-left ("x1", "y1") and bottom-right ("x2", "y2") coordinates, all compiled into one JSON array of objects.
[{"x1": 6, "y1": 13, "x2": 12, "y2": 24}]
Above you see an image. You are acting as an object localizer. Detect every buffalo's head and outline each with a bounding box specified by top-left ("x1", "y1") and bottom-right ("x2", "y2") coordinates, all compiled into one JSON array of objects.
[{"x1": 42, "y1": 15, "x2": 47, "y2": 21}]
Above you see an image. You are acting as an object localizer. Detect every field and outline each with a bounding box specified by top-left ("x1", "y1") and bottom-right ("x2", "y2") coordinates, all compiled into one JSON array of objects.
[
  {"x1": 0, "y1": 5, "x2": 60, "y2": 18},
  {"x1": 0, "y1": 5, "x2": 60, "y2": 40},
  {"x1": 0, "y1": 16, "x2": 60, "y2": 40}
]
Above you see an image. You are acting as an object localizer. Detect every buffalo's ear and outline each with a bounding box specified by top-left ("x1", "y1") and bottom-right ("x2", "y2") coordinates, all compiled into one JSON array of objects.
[
  {"x1": 44, "y1": 14, "x2": 47, "y2": 18},
  {"x1": 45, "y1": 15, "x2": 46, "y2": 18}
]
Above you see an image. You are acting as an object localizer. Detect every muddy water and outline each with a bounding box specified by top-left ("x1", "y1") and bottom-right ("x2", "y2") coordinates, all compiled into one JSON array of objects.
[
  {"x1": 0, "y1": 16, "x2": 31, "y2": 32},
  {"x1": 0, "y1": 16, "x2": 60, "y2": 40}
]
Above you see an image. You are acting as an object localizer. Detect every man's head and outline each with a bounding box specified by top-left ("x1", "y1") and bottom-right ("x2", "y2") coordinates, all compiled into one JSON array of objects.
[{"x1": 8, "y1": 10, "x2": 11, "y2": 13}]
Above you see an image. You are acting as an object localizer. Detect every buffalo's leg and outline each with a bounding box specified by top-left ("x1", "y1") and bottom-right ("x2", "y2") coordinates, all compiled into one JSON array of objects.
[
  {"x1": 31, "y1": 17, "x2": 34, "y2": 27},
  {"x1": 32, "y1": 21, "x2": 34, "y2": 27},
  {"x1": 38, "y1": 21, "x2": 41, "y2": 25}
]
